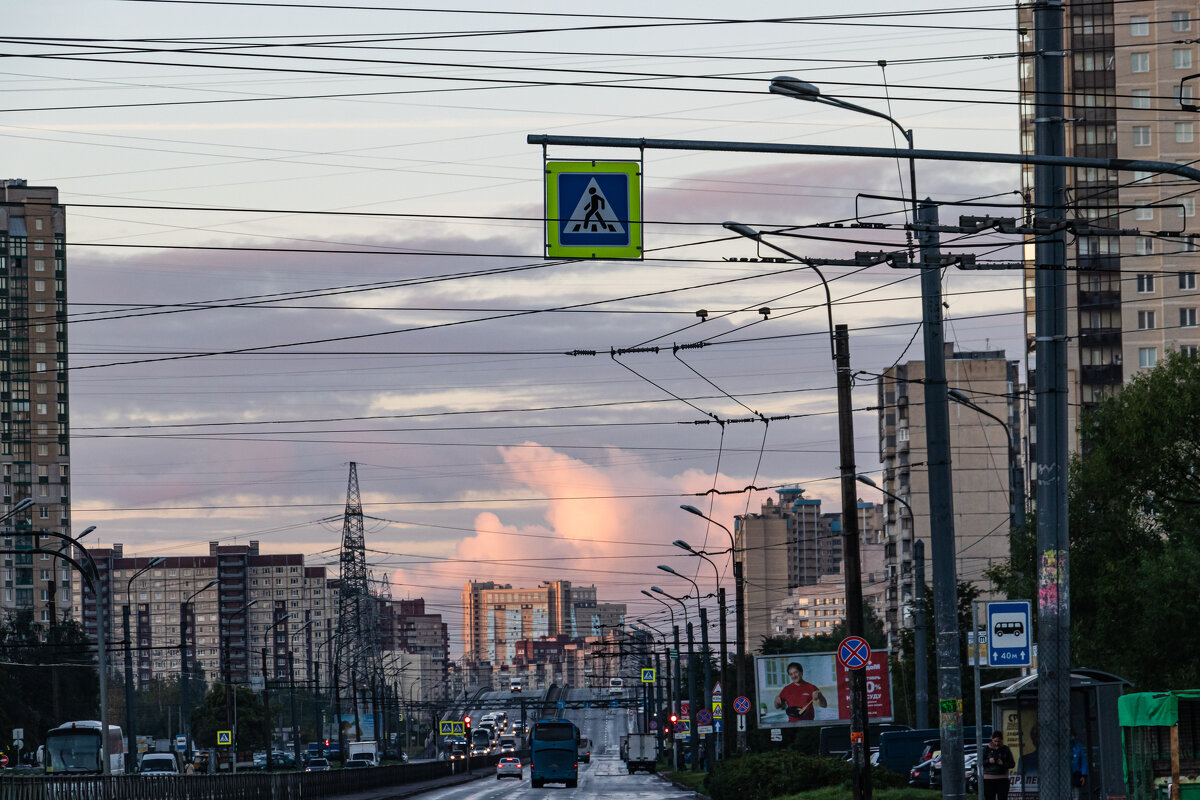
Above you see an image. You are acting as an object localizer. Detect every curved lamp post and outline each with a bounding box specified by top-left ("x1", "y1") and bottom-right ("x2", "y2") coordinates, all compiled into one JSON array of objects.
[
  {"x1": 181, "y1": 578, "x2": 218, "y2": 765},
  {"x1": 263, "y1": 613, "x2": 292, "y2": 770},
  {"x1": 124, "y1": 556, "x2": 164, "y2": 771}
]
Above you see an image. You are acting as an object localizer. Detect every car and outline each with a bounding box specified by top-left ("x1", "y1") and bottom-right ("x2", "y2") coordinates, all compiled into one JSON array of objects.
[
  {"x1": 305, "y1": 757, "x2": 331, "y2": 772},
  {"x1": 139, "y1": 753, "x2": 180, "y2": 774},
  {"x1": 499, "y1": 741, "x2": 516, "y2": 754},
  {"x1": 909, "y1": 757, "x2": 934, "y2": 788},
  {"x1": 343, "y1": 758, "x2": 374, "y2": 769},
  {"x1": 497, "y1": 757, "x2": 522, "y2": 780}
]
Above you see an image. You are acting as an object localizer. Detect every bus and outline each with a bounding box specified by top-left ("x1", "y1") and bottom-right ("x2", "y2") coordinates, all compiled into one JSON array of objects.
[
  {"x1": 530, "y1": 717, "x2": 579, "y2": 789},
  {"x1": 471, "y1": 727, "x2": 493, "y2": 755},
  {"x1": 608, "y1": 677, "x2": 625, "y2": 694},
  {"x1": 44, "y1": 720, "x2": 125, "y2": 774}
]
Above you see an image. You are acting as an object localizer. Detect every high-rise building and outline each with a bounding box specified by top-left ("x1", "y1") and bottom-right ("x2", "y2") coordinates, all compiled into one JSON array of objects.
[
  {"x1": 461, "y1": 579, "x2": 625, "y2": 667},
  {"x1": 0, "y1": 180, "x2": 71, "y2": 624},
  {"x1": 377, "y1": 597, "x2": 450, "y2": 700},
  {"x1": 734, "y1": 487, "x2": 875, "y2": 652},
  {"x1": 1017, "y1": 1, "x2": 1200, "y2": 468},
  {"x1": 875, "y1": 348, "x2": 1019, "y2": 639}
]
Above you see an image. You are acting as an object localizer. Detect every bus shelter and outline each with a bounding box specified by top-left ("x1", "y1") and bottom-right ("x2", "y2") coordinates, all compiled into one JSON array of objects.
[
  {"x1": 1119, "y1": 690, "x2": 1200, "y2": 800},
  {"x1": 984, "y1": 669, "x2": 1131, "y2": 800}
]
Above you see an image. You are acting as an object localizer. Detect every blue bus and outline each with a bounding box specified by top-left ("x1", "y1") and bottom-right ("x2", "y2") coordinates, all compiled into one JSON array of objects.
[{"x1": 530, "y1": 717, "x2": 579, "y2": 789}]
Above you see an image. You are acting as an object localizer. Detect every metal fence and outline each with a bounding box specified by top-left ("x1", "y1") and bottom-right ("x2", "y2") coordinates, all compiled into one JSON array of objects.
[{"x1": 0, "y1": 757, "x2": 503, "y2": 800}]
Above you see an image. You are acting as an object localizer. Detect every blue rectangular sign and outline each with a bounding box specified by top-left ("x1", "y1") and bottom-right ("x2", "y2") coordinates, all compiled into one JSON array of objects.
[{"x1": 987, "y1": 600, "x2": 1032, "y2": 667}]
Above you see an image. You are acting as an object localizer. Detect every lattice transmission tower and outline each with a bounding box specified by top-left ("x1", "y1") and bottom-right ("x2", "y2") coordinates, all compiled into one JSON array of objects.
[{"x1": 335, "y1": 462, "x2": 382, "y2": 740}]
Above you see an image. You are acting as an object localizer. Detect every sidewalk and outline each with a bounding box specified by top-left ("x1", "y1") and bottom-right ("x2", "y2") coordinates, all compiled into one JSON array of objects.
[{"x1": 331, "y1": 765, "x2": 489, "y2": 800}]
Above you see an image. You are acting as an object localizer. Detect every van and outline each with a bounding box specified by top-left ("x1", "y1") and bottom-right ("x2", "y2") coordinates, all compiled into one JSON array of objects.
[{"x1": 139, "y1": 752, "x2": 180, "y2": 774}]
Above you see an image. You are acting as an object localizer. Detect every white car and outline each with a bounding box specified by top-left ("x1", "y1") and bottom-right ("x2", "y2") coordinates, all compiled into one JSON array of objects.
[
  {"x1": 139, "y1": 753, "x2": 179, "y2": 774},
  {"x1": 497, "y1": 757, "x2": 522, "y2": 780}
]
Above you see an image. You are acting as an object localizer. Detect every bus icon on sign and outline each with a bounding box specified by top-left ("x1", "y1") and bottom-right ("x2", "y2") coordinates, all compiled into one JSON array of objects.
[{"x1": 994, "y1": 620, "x2": 1024, "y2": 637}]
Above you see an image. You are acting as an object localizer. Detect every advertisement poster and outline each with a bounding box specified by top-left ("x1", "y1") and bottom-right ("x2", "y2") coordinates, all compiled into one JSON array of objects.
[
  {"x1": 755, "y1": 650, "x2": 894, "y2": 728},
  {"x1": 1000, "y1": 707, "x2": 1040, "y2": 799},
  {"x1": 833, "y1": 651, "x2": 893, "y2": 720}
]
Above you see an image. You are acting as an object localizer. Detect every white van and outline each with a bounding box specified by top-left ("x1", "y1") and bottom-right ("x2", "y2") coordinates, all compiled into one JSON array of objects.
[{"x1": 139, "y1": 752, "x2": 180, "y2": 774}]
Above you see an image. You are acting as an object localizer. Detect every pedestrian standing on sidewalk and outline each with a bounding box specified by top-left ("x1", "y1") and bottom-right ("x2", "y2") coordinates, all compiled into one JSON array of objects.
[{"x1": 982, "y1": 732, "x2": 1016, "y2": 800}]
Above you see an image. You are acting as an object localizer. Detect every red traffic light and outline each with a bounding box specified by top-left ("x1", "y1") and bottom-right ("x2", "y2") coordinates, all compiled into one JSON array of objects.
[
  {"x1": 669, "y1": 714, "x2": 678, "y2": 724},
  {"x1": 464, "y1": 715, "x2": 472, "y2": 729},
  {"x1": 323, "y1": 739, "x2": 330, "y2": 747}
]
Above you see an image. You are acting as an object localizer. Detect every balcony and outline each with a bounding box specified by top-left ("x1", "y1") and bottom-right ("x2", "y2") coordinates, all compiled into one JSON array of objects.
[
  {"x1": 1078, "y1": 290, "x2": 1120, "y2": 309},
  {"x1": 1079, "y1": 327, "x2": 1121, "y2": 347},
  {"x1": 1081, "y1": 363, "x2": 1122, "y2": 385}
]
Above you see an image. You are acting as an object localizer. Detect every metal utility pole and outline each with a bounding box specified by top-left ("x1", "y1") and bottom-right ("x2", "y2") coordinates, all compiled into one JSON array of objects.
[
  {"x1": 336, "y1": 462, "x2": 382, "y2": 746},
  {"x1": 835, "y1": 324, "x2": 871, "y2": 800},
  {"x1": 1033, "y1": 3, "x2": 1071, "y2": 800},
  {"x1": 687, "y1": 621, "x2": 700, "y2": 772},
  {"x1": 917, "y1": 200, "x2": 966, "y2": 800},
  {"x1": 914, "y1": 540, "x2": 929, "y2": 730}
]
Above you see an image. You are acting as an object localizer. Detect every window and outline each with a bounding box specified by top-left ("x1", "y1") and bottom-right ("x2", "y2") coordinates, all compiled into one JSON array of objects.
[
  {"x1": 1132, "y1": 53, "x2": 1150, "y2": 72},
  {"x1": 1132, "y1": 89, "x2": 1151, "y2": 109},
  {"x1": 1179, "y1": 123, "x2": 1196, "y2": 143},
  {"x1": 1133, "y1": 125, "x2": 1152, "y2": 146},
  {"x1": 1135, "y1": 205, "x2": 1154, "y2": 221},
  {"x1": 1182, "y1": 345, "x2": 1200, "y2": 357},
  {"x1": 1137, "y1": 308, "x2": 1155, "y2": 330},
  {"x1": 1175, "y1": 49, "x2": 1193, "y2": 70},
  {"x1": 1182, "y1": 272, "x2": 1198, "y2": 290},
  {"x1": 1133, "y1": 170, "x2": 1153, "y2": 183},
  {"x1": 1139, "y1": 347, "x2": 1158, "y2": 368},
  {"x1": 1181, "y1": 308, "x2": 1198, "y2": 327},
  {"x1": 1135, "y1": 237, "x2": 1154, "y2": 255},
  {"x1": 1174, "y1": 12, "x2": 1192, "y2": 31},
  {"x1": 33, "y1": 259, "x2": 44, "y2": 272},
  {"x1": 1182, "y1": 198, "x2": 1196, "y2": 218},
  {"x1": 1137, "y1": 274, "x2": 1155, "y2": 293},
  {"x1": 1176, "y1": 85, "x2": 1195, "y2": 108},
  {"x1": 1131, "y1": 16, "x2": 1150, "y2": 36}
]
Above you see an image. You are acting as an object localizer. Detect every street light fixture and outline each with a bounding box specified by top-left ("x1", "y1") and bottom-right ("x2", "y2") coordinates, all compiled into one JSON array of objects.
[
  {"x1": 124, "y1": 556, "x2": 165, "y2": 772},
  {"x1": 947, "y1": 388, "x2": 1026, "y2": 531},
  {"x1": 857, "y1": 474, "x2": 928, "y2": 729},
  {"x1": 181, "y1": 578, "x2": 219, "y2": 764},
  {"x1": 679, "y1": 504, "x2": 748, "y2": 754},
  {"x1": 224, "y1": 598, "x2": 259, "y2": 772},
  {"x1": 289, "y1": 620, "x2": 315, "y2": 765},
  {"x1": 672, "y1": 539, "x2": 729, "y2": 761},
  {"x1": 263, "y1": 613, "x2": 293, "y2": 771}
]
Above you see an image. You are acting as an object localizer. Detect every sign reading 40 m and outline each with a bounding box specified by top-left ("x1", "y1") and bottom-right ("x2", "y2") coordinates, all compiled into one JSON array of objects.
[{"x1": 545, "y1": 160, "x2": 642, "y2": 259}]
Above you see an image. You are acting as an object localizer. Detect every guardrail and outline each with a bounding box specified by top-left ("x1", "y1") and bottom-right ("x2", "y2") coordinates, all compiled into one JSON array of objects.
[{"x1": 0, "y1": 757, "x2": 503, "y2": 800}]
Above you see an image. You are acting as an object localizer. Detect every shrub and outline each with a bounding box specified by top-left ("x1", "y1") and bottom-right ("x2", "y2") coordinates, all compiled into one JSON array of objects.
[{"x1": 706, "y1": 751, "x2": 853, "y2": 800}]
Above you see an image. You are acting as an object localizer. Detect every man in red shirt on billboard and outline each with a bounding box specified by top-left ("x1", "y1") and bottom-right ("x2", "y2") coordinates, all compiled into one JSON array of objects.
[{"x1": 773, "y1": 661, "x2": 828, "y2": 721}]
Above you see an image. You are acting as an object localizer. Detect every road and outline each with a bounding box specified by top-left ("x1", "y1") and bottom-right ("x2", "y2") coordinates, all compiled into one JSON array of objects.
[{"x1": 435, "y1": 687, "x2": 689, "y2": 799}]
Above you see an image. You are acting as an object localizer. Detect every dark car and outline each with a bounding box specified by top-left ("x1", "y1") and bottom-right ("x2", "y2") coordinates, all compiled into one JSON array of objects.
[
  {"x1": 910, "y1": 757, "x2": 934, "y2": 788},
  {"x1": 305, "y1": 758, "x2": 331, "y2": 772},
  {"x1": 343, "y1": 758, "x2": 373, "y2": 769}
]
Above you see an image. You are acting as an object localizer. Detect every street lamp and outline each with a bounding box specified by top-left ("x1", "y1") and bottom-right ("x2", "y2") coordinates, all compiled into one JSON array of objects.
[
  {"x1": 857, "y1": 474, "x2": 928, "y2": 729},
  {"x1": 947, "y1": 388, "x2": 1026, "y2": 532},
  {"x1": 679, "y1": 504, "x2": 748, "y2": 754},
  {"x1": 289, "y1": 620, "x2": 314, "y2": 765},
  {"x1": 181, "y1": 578, "x2": 218, "y2": 764},
  {"x1": 724, "y1": 220, "x2": 873, "y2": 798},
  {"x1": 124, "y1": 556, "x2": 164, "y2": 772},
  {"x1": 263, "y1": 613, "x2": 292, "y2": 770},
  {"x1": 653, "y1": 583, "x2": 702, "y2": 771},
  {"x1": 672, "y1": 539, "x2": 728, "y2": 759},
  {"x1": 769, "y1": 75, "x2": 918, "y2": 241},
  {"x1": 223, "y1": 598, "x2": 258, "y2": 773}
]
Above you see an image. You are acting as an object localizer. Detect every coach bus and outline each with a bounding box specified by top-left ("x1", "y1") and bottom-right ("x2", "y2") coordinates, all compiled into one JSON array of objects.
[
  {"x1": 44, "y1": 720, "x2": 125, "y2": 774},
  {"x1": 530, "y1": 717, "x2": 580, "y2": 788}
]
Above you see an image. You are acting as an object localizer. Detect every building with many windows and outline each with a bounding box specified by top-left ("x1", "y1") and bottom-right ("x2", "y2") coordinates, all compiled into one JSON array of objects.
[
  {"x1": 462, "y1": 579, "x2": 625, "y2": 667},
  {"x1": 1017, "y1": 1, "x2": 1200, "y2": 467},
  {"x1": 0, "y1": 180, "x2": 72, "y2": 625}
]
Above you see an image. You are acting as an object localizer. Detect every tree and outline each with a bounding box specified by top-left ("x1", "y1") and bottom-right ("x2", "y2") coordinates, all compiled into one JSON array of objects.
[
  {"x1": 191, "y1": 684, "x2": 266, "y2": 751},
  {"x1": 1062, "y1": 350, "x2": 1200, "y2": 689}
]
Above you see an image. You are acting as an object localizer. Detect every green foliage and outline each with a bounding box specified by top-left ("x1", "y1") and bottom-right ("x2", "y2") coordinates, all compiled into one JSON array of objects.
[
  {"x1": 706, "y1": 751, "x2": 853, "y2": 800},
  {"x1": 0, "y1": 610, "x2": 97, "y2": 747},
  {"x1": 1065, "y1": 350, "x2": 1200, "y2": 690},
  {"x1": 191, "y1": 684, "x2": 266, "y2": 750},
  {"x1": 760, "y1": 604, "x2": 888, "y2": 656}
]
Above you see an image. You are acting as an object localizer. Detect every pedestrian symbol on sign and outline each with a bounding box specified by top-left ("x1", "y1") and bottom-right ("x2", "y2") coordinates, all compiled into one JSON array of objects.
[{"x1": 217, "y1": 730, "x2": 232, "y2": 746}]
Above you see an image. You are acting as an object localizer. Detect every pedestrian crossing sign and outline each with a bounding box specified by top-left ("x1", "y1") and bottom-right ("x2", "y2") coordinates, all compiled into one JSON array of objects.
[
  {"x1": 544, "y1": 160, "x2": 642, "y2": 259},
  {"x1": 641, "y1": 667, "x2": 656, "y2": 683},
  {"x1": 439, "y1": 721, "x2": 465, "y2": 736},
  {"x1": 217, "y1": 730, "x2": 232, "y2": 746}
]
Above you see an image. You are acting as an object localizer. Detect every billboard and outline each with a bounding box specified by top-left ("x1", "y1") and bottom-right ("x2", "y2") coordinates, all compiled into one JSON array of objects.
[{"x1": 754, "y1": 649, "x2": 893, "y2": 728}]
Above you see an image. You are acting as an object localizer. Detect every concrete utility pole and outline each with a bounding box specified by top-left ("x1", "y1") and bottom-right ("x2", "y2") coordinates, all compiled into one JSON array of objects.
[
  {"x1": 917, "y1": 200, "x2": 966, "y2": 800},
  {"x1": 1033, "y1": 2, "x2": 1072, "y2": 799}
]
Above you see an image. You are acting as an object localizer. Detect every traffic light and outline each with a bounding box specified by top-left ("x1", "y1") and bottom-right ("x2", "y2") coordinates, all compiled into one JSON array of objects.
[
  {"x1": 669, "y1": 713, "x2": 678, "y2": 725},
  {"x1": 323, "y1": 739, "x2": 330, "y2": 747},
  {"x1": 464, "y1": 715, "x2": 471, "y2": 731}
]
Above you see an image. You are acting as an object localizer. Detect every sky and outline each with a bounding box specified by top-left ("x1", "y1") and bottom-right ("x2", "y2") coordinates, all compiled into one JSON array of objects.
[{"x1": 3, "y1": 1, "x2": 1028, "y2": 654}]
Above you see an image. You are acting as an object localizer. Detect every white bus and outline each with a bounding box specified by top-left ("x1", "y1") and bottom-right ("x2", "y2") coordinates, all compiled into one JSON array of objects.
[
  {"x1": 608, "y1": 677, "x2": 625, "y2": 694},
  {"x1": 44, "y1": 720, "x2": 124, "y2": 774}
]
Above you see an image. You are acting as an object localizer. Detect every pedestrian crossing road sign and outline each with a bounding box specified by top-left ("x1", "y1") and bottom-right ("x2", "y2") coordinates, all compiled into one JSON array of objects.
[
  {"x1": 439, "y1": 721, "x2": 465, "y2": 736},
  {"x1": 545, "y1": 160, "x2": 642, "y2": 259},
  {"x1": 217, "y1": 730, "x2": 232, "y2": 746},
  {"x1": 641, "y1": 667, "x2": 656, "y2": 683}
]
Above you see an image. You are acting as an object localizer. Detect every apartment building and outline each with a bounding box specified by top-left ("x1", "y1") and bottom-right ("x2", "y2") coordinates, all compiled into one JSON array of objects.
[
  {"x1": 875, "y1": 348, "x2": 1018, "y2": 639},
  {"x1": 1017, "y1": 1, "x2": 1200, "y2": 467},
  {"x1": 461, "y1": 579, "x2": 626, "y2": 667},
  {"x1": 734, "y1": 487, "x2": 883, "y2": 652},
  {"x1": 0, "y1": 180, "x2": 72, "y2": 624}
]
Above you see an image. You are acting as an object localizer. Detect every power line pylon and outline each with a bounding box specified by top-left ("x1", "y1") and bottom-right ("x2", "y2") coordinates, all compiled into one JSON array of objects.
[{"x1": 335, "y1": 462, "x2": 381, "y2": 742}]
